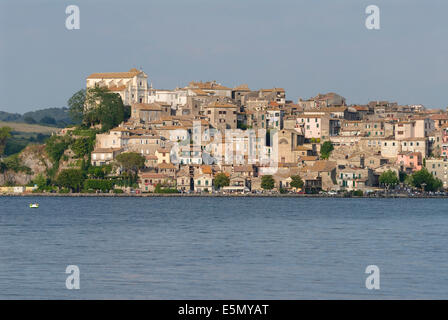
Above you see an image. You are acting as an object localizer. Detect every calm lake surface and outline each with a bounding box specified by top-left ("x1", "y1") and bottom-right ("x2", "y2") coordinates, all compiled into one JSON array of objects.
[{"x1": 0, "y1": 196, "x2": 447, "y2": 299}]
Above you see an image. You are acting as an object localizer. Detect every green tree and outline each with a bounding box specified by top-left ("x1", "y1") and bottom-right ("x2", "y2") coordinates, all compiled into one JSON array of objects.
[
  {"x1": 115, "y1": 152, "x2": 145, "y2": 175},
  {"x1": 83, "y1": 179, "x2": 113, "y2": 192},
  {"x1": 71, "y1": 137, "x2": 94, "y2": 158},
  {"x1": 0, "y1": 126, "x2": 12, "y2": 155},
  {"x1": 320, "y1": 141, "x2": 334, "y2": 159},
  {"x1": 45, "y1": 135, "x2": 72, "y2": 163},
  {"x1": 56, "y1": 169, "x2": 84, "y2": 192},
  {"x1": 399, "y1": 171, "x2": 407, "y2": 183},
  {"x1": 123, "y1": 105, "x2": 131, "y2": 122},
  {"x1": 23, "y1": 116, "x2": 36, "y2": 124},
  {"x1": 261, "y1": 175, "x2": 275, "y2": 190},
  {"x1": 33, "y1": 173, "x2": 48, "y2": 190},
  {"x1": 410, "y1": 168, "x2": 442, "y2": 191},
  {"x1": 290, "y1": 175, "x2": 304, "y2": 189},
  {"x1": 87, "y1": 164, "x2": 112, "y2": 178},
  {"x1": 68, "y1": 87, "x2": 125, "y2": 130},
  {"x1": 84, "y1": 87, "x2": 125, "y2": 131},
  {"x1": 40, "y1": 116, "x2": 56, "y2": 126},
  {"x1": 379, "y1": 170, "x2": 399, "y2": 189},
  {"x1": 154, "y1": 183, "x2": 179, "y2": 193},
  {"x1": 214, "y1": 173, "x2": 230, "y2": 189},
  {"x1": 68, "y1": 89, "x2": 86, "y2": 124}
]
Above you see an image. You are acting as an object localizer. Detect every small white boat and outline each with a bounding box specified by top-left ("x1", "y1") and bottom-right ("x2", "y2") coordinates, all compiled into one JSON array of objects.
[{"x1": 29, "y1": 203, "x2": 39, "y2": 208}]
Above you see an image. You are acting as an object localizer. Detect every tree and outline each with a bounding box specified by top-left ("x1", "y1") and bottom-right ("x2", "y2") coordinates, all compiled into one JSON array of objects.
[
  {"x1": 290, "y1": 175, "x2": 304, "y2": 189},
  {"x1": 33, "y1": 173, "x2": 48, "y2": 190},
  {"x1": 0, "y1": 126, "x2": 12, "y2": 155},
  {"x1": 57, "y1": 169, "x2": 84, "y2": 192},
  {"x1": 123, "y1": 105, "x2": 131, "y2": 122},
  {"x1": 40, "y1": 116, "x2": 57, "y2": 126},
  {"x1": 261, "y1": 175, "x2": 275, "y2": 190},
  {"x1": 71, "y1": 137, "x2": 94, "y2": 158},
  {"x1": 410, "y1": 168, "x2": 442, "y2": 191},
  {"x1": 68, "y1": 89, "x2": 86, "y2": 124},
  {"x1": 84, "y1": 87, "x2": 125, "y2": 131},
  {"x1": 320, "y1": 141, "x2": 334, "y2": 159},
  {"x1": 379, "y1": 170, "x2": 399, "y2": 189},
  {"x1": 68, "y1": 87, "x2": 125, "y2": 130},
  {"x1": 214, "y1": 173, "x2": 230, "y2": 189},
  {"x1": 23, "y1": 116, "x2": 36, "y2": 124},
  {"x1": 45, "y1": 135, "x2": 72, "y2": 163},
  {"x1": 115, "y1": 152, "x2": 145, "y2": 175}
]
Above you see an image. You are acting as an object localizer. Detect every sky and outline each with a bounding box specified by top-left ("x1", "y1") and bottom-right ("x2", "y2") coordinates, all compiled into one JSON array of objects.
[{"x1": 0, "y1": 0, "x2": 447, "y2": 113}]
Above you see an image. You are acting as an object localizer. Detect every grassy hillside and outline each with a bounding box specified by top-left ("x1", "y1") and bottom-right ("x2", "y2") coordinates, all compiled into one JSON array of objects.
[
  {"x1": 0, "y1": 121, "x2": 60, "y2": 134},
  {"x1": 0, "y1": 121, "x2": 60, "y2": 156}
]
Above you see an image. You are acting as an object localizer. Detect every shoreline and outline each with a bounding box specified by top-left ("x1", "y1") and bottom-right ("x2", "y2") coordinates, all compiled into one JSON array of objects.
[{"x1": 1, "y1": 193, "x2": 447, "y2": 199}]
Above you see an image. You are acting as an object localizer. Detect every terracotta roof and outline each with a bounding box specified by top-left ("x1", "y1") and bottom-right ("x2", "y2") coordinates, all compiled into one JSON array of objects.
[
  {"x1": 157, "y1": 148, "x2": 171, "y2": 153},
  {"x1": 234, "y1": 165, "x2": 254, "y2": 172},
  {"x1": 92, "y1": 148, "x2": 122, "y2": 153},
  {"x1": 108, "y1": 85, "x2": 127, "y2": 91},
  {"x1": 206, "y1": 102, "x2": 237, "y2": 109},
  {"x1": 133, "y1": 103, "x2": 162, "y2": 111},
  {"x1": 353, "y1": 105, "x2": 369, "y2": 111},
  {"x1": 233, "y1": 84, "x2": 251, "y2": 91},
  {"x1": 430, "y1": 114, "x2": 448, "y2": 120},
  {"x1": 201, "y1": 165, "x2": 213, "y2": 174},
  {"x1": 139, "y1": 173, "x2": 169, "y2": 179},
  {"x1": 189, "y1": 81, "x2": 231, "y2": 90},
  {"x1": 294, "y1": 145, "x2": 312, "y2": 151},
  {"x1": 110, "y1": 127, "x2": 129, "y2": 132},
  {"x1": 191, "y1": 89, "x2": 209, "y2": 96},
  {"x1": 260, "y1": 88, "x2": 285, "y2": 92},
  {"x1": 157, "y1": 163, "x2": 176, "y2": 169},
  {"x1": 87, "y1": 68, "x2": 142, "y2": 79}
]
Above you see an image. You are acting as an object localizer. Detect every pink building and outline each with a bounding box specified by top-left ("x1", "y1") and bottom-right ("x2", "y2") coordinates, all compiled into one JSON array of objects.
[
  {"x1": 441, "y1": 127, "x2": 448, "y2": 158},
  {"x1": 396, "y1": 151, "x2": 422, "y2": 173},
  {"x1": 295, "y1": 115, "x2": 330, "y2": 140}
]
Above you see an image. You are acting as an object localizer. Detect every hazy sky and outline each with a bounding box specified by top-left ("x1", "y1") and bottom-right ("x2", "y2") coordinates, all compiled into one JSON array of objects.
[{"x1": 1, "y1": 0, "x2": 447, "y2": 113}]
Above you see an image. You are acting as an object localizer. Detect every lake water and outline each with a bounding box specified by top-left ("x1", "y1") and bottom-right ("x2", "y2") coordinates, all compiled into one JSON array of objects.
[{"x1": 0, "y1": 196, "x2": 447, "y2": 299}]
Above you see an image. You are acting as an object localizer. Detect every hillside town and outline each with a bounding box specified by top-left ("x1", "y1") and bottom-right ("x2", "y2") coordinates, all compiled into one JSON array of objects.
[
  {"x1": 70, "y1": 67, "x2": 448, "y2": 195},
  {"x1": 2, "y1": 68, "x2": 448, "y2": 195}
]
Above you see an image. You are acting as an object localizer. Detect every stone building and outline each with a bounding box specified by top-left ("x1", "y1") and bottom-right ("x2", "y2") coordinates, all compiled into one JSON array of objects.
[{"x1": 86, "y1": 68, "x2": 149, "y2": 105}]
